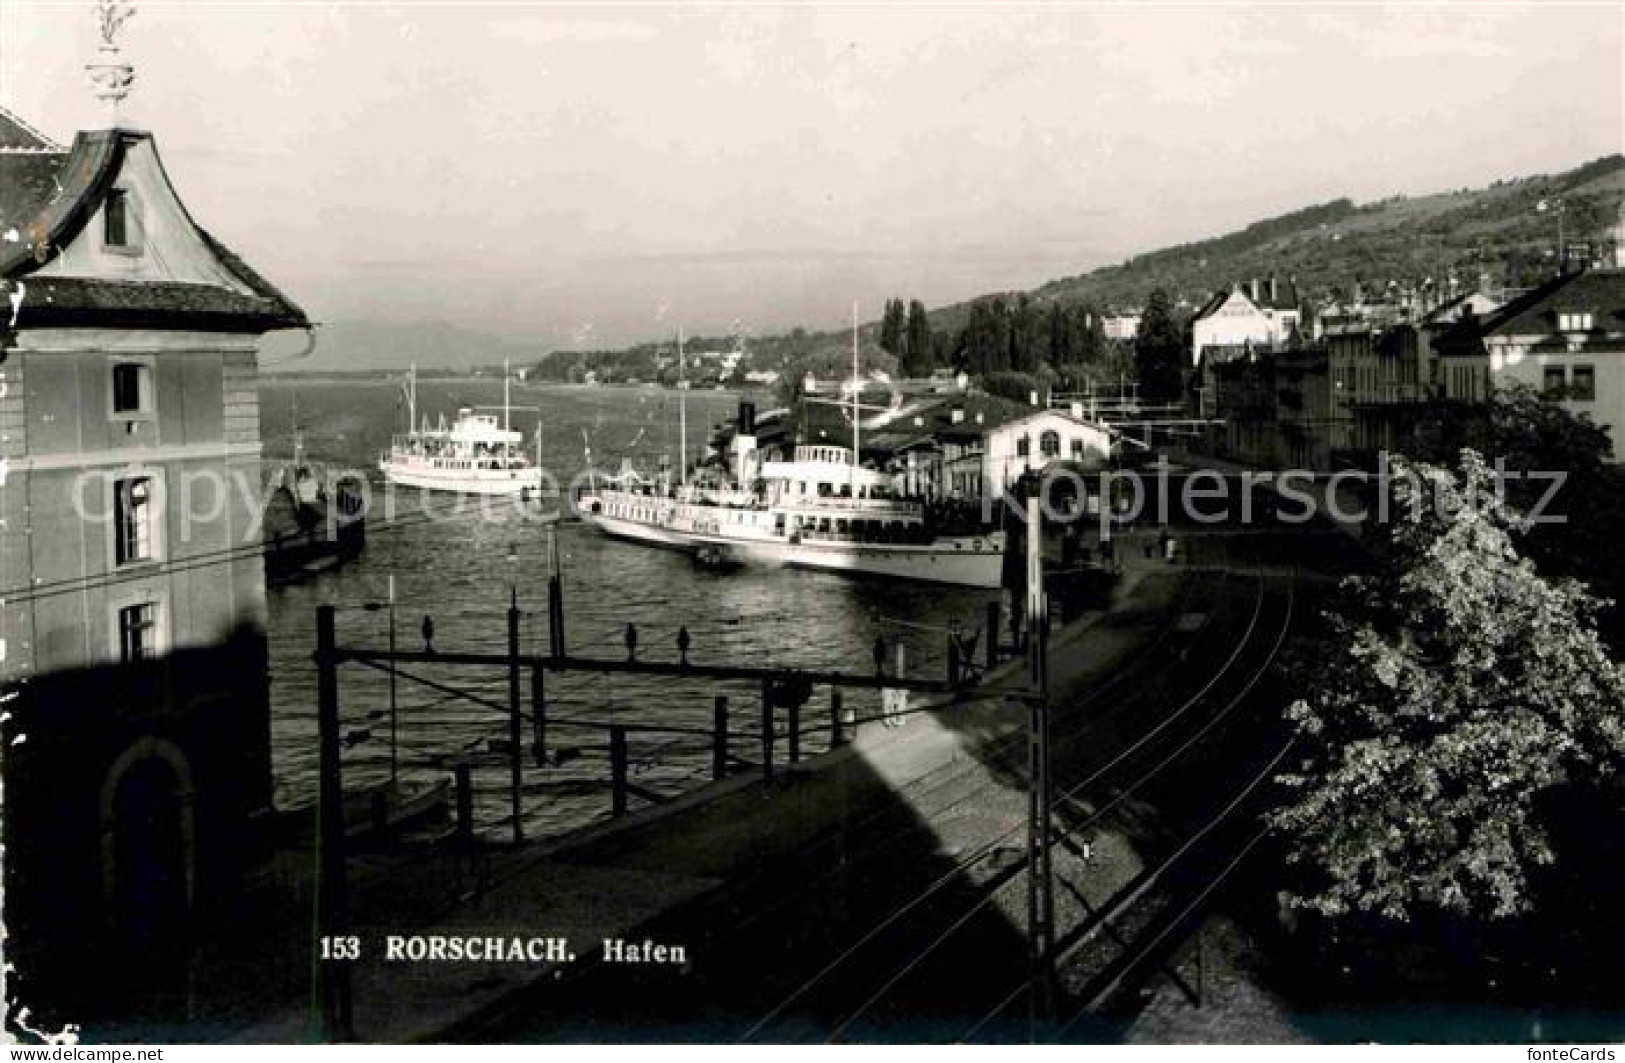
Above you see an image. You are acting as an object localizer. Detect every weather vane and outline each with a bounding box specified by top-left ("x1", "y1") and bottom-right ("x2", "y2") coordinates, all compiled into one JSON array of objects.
[{"x1": 85, "y1": 1, "x2": 137, "y2": 122}]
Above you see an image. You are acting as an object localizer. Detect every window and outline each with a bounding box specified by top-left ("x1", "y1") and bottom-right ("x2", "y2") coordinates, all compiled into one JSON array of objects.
[
  {"x1": 111, "y1": 361, "x2": 152, "y2": 416},
  {"x1": 114, "y1": 476, "x2": 155, "y2": 564},
  {"x1": 1571, "y1": 365, "x2": 1596, "y2": 402},
  {"x1": 118, "y1": 602, "x2": 158, "y2": 663},
  {"x1": 1016, "y1": 435, "x2": 1030, "y2": 458},
  {"x1": 1039, "y1": 431, "x2": 1061, "y2": 459},
  {"x1": 1558, "y1": 312, "x2": 1594, "y2": 332},
  {"x1": 104, "y1": 189, "x2": 132, "y2": 248},
  {"x1": 1071, "y1": 439, "x2": 1085, "y2": 459},
  {"x1": 1544, "y1": 366, "x2": 1567, "y2": 399}
]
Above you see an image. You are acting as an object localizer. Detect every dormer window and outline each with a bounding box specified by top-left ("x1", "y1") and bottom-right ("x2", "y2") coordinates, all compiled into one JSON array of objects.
[
  {"x1": 109, "y1": 358, "x2": 155, "y2": 422},
  {"x1": 1558, "y1": 312, "x2": 1594, "y2": 332},
  {"x1": 103, "y1": 188, "x2": 141, "y2": 252}
]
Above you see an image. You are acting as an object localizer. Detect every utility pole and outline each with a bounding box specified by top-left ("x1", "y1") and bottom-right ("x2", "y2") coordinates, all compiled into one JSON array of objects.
[
  {"x1": 678, "y1": 327, "x2": 687, "y2": 485},
  {"x1": 387, "y1": 574, "x2": 398, "y2": 789},
  {"x1": 314, "y1": 605, "x2": 353, "y2": 1041},
  {"x1": 507, "y1": 587, "x2": 524, "y2": 845}
]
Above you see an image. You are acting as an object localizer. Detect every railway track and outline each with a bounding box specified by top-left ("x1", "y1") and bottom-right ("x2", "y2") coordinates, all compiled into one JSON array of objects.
[
  {"x1": 729, "y1": 567, "x2": 1298, "y2": 1042},
  {"x1": 473, "y1": 565, "x2": 1297, "y2": 1043}
]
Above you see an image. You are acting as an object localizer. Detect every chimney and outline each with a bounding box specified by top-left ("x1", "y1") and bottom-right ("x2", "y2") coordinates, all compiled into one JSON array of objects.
[
  {"x1": 950, "y1": 404, "x2": 965, "y2": 425},
  {"x1": 1250, "y1": 278, "x2": 1261, "y2": 302},
  {"x1": 1069, "y1": 401, "x2": 1084, "y2": 419},
  {"x1": 1028, "y1": 390, "x2": 1039, "y2": 407},
  {"x1": 732, "y1": 403, "x2": 758, "y2": 486},
  {"x1": 1269, "y1": 274, "x2": 1279, "y2": 304}
]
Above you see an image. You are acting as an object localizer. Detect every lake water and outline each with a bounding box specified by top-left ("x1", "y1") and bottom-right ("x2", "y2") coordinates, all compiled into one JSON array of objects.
[{"x1": 257, "y1": 378, "x2": 1000, "y2": 838}]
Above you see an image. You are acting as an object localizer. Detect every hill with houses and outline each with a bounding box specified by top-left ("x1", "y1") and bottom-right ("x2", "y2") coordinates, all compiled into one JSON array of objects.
[{"x1": 525, "y1": 153, "x2": 1625, "y2": 391}]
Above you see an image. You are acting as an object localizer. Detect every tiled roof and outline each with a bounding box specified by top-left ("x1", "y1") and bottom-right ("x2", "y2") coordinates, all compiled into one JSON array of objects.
[
  {"x1": 1193, "y1": 279, "x2": 1300, "y2": 321},
  {"x1": 0, "y1": 106, "x2": 63, "y2": 153},
  {"x1": 1478, "y1": 269, "x2": 1625, "y2": 338},
  {"x1": 863, "y1": 393, "x2": 1040, "y2": 449},
  {"x1": 197, "y1": 228, "x2": 308, "y2": 327},
  {"x1": 1, "y1": 275, "x2": 306, "y2": 332}
]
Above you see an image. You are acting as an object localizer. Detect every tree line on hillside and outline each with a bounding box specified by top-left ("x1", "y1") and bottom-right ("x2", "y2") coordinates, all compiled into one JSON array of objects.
[{"x1": 874, "y1": 292, "x2": 1140, "y2": 390}]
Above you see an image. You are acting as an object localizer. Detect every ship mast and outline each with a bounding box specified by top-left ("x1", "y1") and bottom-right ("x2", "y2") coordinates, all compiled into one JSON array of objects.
[
  {"x1": 408, "y1": 363, "x2": 417, "y2": 436},
  {"x1": 503, "y1": 357, "x2": 511, "y2": 438},
  {"x1": 851, "y1": 302, "x2": 860, "y2": 486},
  {"x1": 291, "y1": 389, "x2": 304, "y2": 467}
]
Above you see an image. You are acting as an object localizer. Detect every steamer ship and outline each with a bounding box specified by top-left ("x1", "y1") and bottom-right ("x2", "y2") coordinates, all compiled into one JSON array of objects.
[
  {"x1": 575, "y1": 317, "x2": 1004, "y2": 588},
  {"x1": 380, "y1": 364, "x2": 547, "y2": 497}
]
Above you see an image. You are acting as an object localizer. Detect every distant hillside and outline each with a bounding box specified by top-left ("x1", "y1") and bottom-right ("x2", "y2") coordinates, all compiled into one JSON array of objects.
[
  {"x1": 1018, "y1": 153, "x2": 1625, "y2": 316},
  {"x1": 260, "y1": 319, "x2": 546, "y2": 375},
  {"x1": 289, "y1": 155, "x2": 1625, "y2": 382},
  {"x1": 546, "y1": 154, "x2": 1624, "y2": 384}
]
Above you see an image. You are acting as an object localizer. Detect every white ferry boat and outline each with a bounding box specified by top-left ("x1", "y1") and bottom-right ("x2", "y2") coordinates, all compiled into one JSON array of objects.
[
  {"x1": 380, "y1": 364, "x2": 547, "y2": 497},
  {"x1": 577, "y1": 442, "x2": 1004, "y2": 587},
  {"x1": 575, "y1": 316, "x2": 1004, "y2": 588}
]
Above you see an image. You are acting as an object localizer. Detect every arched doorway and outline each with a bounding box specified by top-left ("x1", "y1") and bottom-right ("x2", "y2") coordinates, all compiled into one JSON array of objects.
[{"x1": 100, "y1": 739, "x2": 196, "y2": 952}]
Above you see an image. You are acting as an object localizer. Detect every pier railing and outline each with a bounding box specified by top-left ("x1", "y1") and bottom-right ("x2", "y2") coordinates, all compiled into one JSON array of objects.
[{"x1": 310, "y1": 535, "x2": 1022, "y2": 848}]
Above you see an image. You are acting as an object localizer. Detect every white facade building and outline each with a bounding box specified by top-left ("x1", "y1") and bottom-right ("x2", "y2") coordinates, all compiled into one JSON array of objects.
[
  {"x1": 980, "y1": 409, "x2": 1115, "y2": 489},
  {"x1": 1435, "y1": 264, "x2": 1625, "y2": 456},
  {"x1": 1190, "y1": 277, "x2": 1303, "y2": 366}
]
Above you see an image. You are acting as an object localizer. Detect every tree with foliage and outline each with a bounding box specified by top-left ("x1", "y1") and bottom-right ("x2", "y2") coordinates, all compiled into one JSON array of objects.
[
  {"x1": 979, "y1": 371, "x2": 1043, "y2": 406},
  {"x1": 960, "y1": 299, "x2": 1009, "y2": 375},
  {"x1": 879, "y1": 298, "x2": 905, "y2": 355},
  {"x1": 902, "y1": 299, "x2": 933, "y2": 377},
  {"x1": 1071, "y1": 305, "x2": 1105, "y2": 365},
  {"x1": 1133, "y1": 288, "x2": 1186, "y2": 402},
  {"x1": 1008, "y1": 293, "x2": 1040, "y2": 373},
  {"x1": 1047, "y1": 302, "x2": 1073, "y2": 366},
  {"x1": 1407, "y1": 383, "x2": 1625, "y2": 648},
  {"x1": 931, "y1": 329, "x2": 955, "y2": 373},
  {"x1": 1272, "y1": 450, "x2": 1625, "y2": 922}
]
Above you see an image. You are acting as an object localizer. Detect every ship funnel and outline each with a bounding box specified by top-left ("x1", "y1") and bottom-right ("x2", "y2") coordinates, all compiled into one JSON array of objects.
[{"x1": 733, "y1": 401, "x2": 758, "y2": 485}]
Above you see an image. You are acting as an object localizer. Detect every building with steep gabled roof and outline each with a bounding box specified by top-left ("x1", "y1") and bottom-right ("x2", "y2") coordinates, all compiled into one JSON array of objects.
[
  {"x1": 1189, "y1": 275, "x2": 1303, "y2": 369},
  {"x1": 1434, "y1": 266, "x2": 1625, "y2": 456},
  {"x1": 1, "y1": 37, "x2": 309, "y2": 1023}
]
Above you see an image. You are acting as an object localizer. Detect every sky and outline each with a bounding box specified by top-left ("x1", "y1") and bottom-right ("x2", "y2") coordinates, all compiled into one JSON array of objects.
[{"x1": 2, "y1": 1, "x2": 1622, "y2": 357}]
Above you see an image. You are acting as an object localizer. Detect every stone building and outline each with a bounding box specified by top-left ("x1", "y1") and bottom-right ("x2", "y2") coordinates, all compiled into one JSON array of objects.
[{"x1": 0, "y1": 87, "x2": 307, "y2": 1022}]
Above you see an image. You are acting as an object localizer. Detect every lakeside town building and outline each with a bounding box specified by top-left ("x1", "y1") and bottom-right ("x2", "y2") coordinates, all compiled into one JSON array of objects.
[
  {"x1": 1189, "y1": 276, "x2": 1303, "y2": 369},
  {"x1": 1434, "y1": 252, "x2": 1625, "y2": 452},
  {"x1": 0, "y1": 41, "x2": 307, "y2": 1018}
]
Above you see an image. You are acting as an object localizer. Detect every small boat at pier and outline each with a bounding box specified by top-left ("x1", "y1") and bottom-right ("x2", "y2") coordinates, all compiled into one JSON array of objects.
[{"x1": 264, "y1": 408, "x2": 366, "y2": 584}]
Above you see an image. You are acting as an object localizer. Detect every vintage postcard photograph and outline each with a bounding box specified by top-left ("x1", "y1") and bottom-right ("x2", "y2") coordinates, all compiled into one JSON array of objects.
[{"x1": 0, "y1": 0, "x2": 1622, "y2": 1049}]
